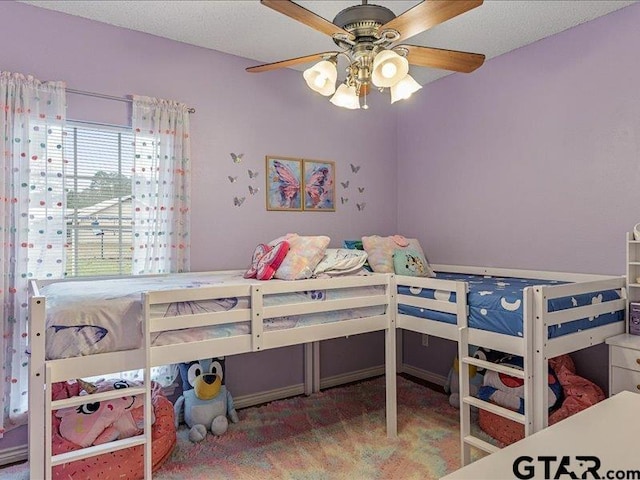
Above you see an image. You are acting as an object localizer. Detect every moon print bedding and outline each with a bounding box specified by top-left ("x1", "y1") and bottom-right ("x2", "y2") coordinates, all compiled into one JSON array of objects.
[
  {"x1": 397, "y1": 272, "x2": 624, "y2": 338},
  {"x1": 41, "y1": 272, "x2": 385, "y2": 360}
]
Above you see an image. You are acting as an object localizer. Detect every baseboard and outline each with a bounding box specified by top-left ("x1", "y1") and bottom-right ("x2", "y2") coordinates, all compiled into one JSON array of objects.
[
  {"x1": 233, "y1": 383, "x2": 306, "y2": 410},
  {"x1": 234, "y1": 366, "x2": 387, "y2": 409},
  {"x1": 0, "y1": 444, "x2": 27, "y2": 467},
  {"x1": 400, "y1": 363, "x2": 448, "y2": 387},
  {"x1": 319, "y1": 365, "x2": 385, "y2": 390}
]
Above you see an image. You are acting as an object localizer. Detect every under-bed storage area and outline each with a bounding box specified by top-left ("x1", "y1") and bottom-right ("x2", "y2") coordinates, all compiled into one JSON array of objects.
[
  {"x1": 395, "y1": 264, "x2": 626, "y2": 465},
  {"x1": 28, "y1": 271, "x2": 398, "y2": 479}
]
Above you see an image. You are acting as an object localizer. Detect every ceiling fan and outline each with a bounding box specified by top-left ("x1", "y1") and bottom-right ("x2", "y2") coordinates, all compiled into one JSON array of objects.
[{"x1": 246, "y1": 0, "x2": 485, "y2": 109}]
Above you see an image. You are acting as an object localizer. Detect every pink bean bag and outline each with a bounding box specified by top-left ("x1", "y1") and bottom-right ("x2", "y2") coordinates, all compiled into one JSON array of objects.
[
  {"x1": 50, "y1": 381, "x2": 176, "y2": 479},
  {"x1": 478, "y1": 355, "x2": 605, "y2": 445}
]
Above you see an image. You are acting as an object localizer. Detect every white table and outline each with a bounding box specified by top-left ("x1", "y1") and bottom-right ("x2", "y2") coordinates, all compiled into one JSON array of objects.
[{"x1": 442, "y1": 391, "x2": 640, "y2": 479}]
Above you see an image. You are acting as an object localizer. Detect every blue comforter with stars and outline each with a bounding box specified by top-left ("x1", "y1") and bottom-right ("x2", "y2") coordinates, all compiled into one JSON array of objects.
[{"x1": 397, "y1": 272, "x2": 623, "y2": 338}]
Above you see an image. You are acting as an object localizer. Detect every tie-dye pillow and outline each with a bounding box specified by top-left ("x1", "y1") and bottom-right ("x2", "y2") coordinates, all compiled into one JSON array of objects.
[
  {"x1": 362, "y1": 235, "x2": 434, "y2": 277},
  {"x1": 269, "y1": 234, "x2": 330, "y2": 280}
]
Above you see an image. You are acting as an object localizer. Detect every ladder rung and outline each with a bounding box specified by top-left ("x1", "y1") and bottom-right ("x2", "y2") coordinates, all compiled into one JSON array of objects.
[
  {"x1": 51, "y1": 434, "x2": 147, "y2": 466},
  {"x1": 463, "y1": 435, "x2": 499, "y2": 454},
  {"x1": 51, "y1": 386, "x2": 147, "y2": 410},
  {"x1": 461, "y1": 357, "x2": 525, "y2": 379},
  {"x1": 463, "y1": 396, "x2": 526, "y2": 424}
]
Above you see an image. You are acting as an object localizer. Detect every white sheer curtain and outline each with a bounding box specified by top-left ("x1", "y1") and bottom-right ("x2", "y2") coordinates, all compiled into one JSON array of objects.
[
  {"x1": 129, "y1": 95, "x2": 191, "y2": 387},
  {"x1": 131, "y1": 95, "x2": 191, "y2": 275},
  {"x1": 0, "y1": 72, "x2": 66, "y2": 434}
]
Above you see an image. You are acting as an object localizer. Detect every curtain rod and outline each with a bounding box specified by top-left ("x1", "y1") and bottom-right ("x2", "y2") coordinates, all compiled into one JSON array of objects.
[{"x1": 66, "y1": 88, "x2": 196, "y2": 114}]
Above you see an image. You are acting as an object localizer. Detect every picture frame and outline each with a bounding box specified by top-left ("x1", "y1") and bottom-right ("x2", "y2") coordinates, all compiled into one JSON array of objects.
[
  {"x1": 265, "y1": 156, "x2": 303, "y2": 211},
  {"x1": 302, "y1": 159, "x2": 335, "y2": 212}
]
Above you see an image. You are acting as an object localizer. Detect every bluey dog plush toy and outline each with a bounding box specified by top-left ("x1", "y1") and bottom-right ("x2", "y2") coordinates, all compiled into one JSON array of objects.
[{"x1": 174, "y1": 357, "x2": 239, "y2": 442}]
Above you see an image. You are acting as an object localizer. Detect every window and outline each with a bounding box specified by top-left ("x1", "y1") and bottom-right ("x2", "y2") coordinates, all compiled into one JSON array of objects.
[{"x1": 63, "y1": 123, "x2": 134, "y2": 277}]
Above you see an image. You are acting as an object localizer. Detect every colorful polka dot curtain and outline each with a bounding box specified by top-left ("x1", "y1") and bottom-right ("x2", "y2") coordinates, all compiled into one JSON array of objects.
[
  {"x1": 131, "y1": 96, "x2": 191, "y2": 275},
  {"x1": 0, "y1": 72, "x2": 66, "y2": 435}
]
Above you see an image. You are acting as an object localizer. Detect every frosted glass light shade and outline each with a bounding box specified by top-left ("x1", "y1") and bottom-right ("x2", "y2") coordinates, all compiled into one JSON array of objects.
[
  {"x1": 390, "y1": 74, "x2": 422, "y2": 103},
  {"x1": 303, "y1": 60, "x2": 337, "y2": 96},
  {"x1": 371, "y1": 50, "x2": 409, "y2": 88},
  {"x1": 330, "y1": 83, "x2": 360, "y2": 109}
]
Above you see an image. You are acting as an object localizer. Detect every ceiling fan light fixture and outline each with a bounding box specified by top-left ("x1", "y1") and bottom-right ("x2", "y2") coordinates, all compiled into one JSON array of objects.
[
  {"x1": 303, "y1": 60, "x2": 338, "y2": 96},
  {"x1": 390, "y1": 74, "x2": 422, "y2": 104},
  {"x1": 371, "y1": 50, "x2": 409, "y2": 88},
  {"x1": 330, "y1": 83, "x2": 360, "y2": 109}
]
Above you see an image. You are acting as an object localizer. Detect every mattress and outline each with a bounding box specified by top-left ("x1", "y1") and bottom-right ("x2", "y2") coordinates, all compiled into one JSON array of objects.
[
  {"x1": 41, "y1": 272, "x2": 385, "y2": 360},
  {"x1": 397, "y1": 272, "x2": 624, "y2": 338}
]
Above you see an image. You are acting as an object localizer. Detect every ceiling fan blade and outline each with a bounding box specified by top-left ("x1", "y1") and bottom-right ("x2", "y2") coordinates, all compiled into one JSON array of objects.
[
  {"x1": 398, "y1": 44, "x2": 485, "y2": 73},
  {"x1": 246, "y1": 52, "x2": 339, "y2": 73},
  {"x1": 381, "y1": 0, "x2": 483, "y2": 43},
  {"x1": 260, "y1": 0, "x2": 352, "y2": 39}
]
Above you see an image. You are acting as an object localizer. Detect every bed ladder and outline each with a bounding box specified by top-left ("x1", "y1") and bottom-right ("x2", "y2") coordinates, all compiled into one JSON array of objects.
[
  {"x1": 33, "y1": 291, "x2": 155, "y2": 480},
  {"x1": 41, "y1": 365, "x2": 155, "y2": 480},
  {"x1": 457, "y1": 288, "x2": 535, "y2": 467}
]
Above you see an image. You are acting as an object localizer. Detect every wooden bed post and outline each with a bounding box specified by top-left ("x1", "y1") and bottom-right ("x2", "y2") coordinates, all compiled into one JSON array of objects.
[
  {"x1": 142, "y1": 292, "x2": 153, "y2": 480},
  {"x1": 28, "y1": 285, "x2": 46, "y2": 480},
  {"x1": 522, "y1": 288, "x2": 535, "y2": 437},
  {"x1": 386, "y1": 274, "x2": 397, "y2": 438},
  {"x1": 456, "y1": 282, "x2": 471, "y2": 467},
  {"x1": 533, "y1": 286, "x2": 549, "y2": 433}
]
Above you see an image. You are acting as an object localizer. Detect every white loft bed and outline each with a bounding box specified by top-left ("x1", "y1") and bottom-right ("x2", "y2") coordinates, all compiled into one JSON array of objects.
[
  {"x1": 395, "y1": 264, "x2": 626, "y2": 466},
  {"x1": 27, "y1": 271, "x2": 398, "y2": 480}
]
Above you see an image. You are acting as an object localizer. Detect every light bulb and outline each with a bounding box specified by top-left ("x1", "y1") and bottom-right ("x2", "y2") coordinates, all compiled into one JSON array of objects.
[
  {"x1": 390, "y1": 74, "x2": 422, "y2": 103},
  {"x1": 313, "y1": 75, "x2": 326, "y2": 88},
  {"x1": 381, "y1": 63, "x2": 397, "y2": 79}
]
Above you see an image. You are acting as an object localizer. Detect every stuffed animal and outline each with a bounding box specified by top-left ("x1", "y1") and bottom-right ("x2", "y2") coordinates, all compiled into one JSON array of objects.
[
  {"x1": 445, "y1": 347, "x2": 503, "y2": 408},
  {"x1": 477, "y1": 355, "x2": 563, "y2": 414},
  {"x1": 54, "y1": 378, "x2": 149, "y2": 448},
  {"x1": 174, "y1": 357, "x2": 239, "y2": 442}
]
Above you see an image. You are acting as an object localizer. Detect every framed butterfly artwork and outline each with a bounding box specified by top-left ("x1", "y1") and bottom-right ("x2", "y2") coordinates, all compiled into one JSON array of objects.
[
  {"x1": 302, "y1": 159, "x2": 335, "y2": 212},
  {"x1": 265, "y1": 156, "x2": 303, "y2": 211}
]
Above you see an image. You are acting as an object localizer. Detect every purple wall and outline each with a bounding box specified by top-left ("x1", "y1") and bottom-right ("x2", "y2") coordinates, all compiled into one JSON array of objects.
[
  {"x1": 0, "y1": 1, "x2": 397, "y2": 448},
  {"x1": 398, "y1": 3, "x2": 640, "y2": 388}
]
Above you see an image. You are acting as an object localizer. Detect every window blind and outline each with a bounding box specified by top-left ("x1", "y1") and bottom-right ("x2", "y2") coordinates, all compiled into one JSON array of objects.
[{"x1": 63, "y1": 123, "x2": 135, "y2": 277}]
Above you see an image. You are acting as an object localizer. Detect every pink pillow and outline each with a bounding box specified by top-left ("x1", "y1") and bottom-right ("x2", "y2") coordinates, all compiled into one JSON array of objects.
[
  {"x1": 244, "y1": 244, "x2": 270, "y2": 279},
  {"x1": 244, "y1": 242, "x2": 290, "y2": 281}
]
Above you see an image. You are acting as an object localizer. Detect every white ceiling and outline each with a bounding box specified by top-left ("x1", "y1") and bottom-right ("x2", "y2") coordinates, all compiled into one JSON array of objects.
[{"x1": 20, "y1": 0, "x2": 637, "y2": 85}]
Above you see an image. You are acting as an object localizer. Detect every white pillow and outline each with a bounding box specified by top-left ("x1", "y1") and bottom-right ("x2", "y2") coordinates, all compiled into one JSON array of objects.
[{"x1": 313, "y1": 249, "x2": 368, "y2": 276}]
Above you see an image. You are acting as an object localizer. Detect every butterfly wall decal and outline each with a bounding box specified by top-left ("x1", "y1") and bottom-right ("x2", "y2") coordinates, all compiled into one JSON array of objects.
[
  {"x1": 230, "y1": 153, "x2": 244, "y2": 163},
  {"x1": 248, "y1": 185, "x2": 259, "y2": 195},
  {"x1": 356, "y1": 202, "x2": 366, "y2": 211},
  {"x1": 350, "y1": 164, "x2": 361, "y2": 174},
  {"x1": 340, "y1": 181, "x2": 349, "y2": 189},
  {"x1": 248, "y1": 169, "x2": 259, "y2": 179},
  {"x1": 358, "y1": 187, "x2": 365, "y2": 193},
  {"x1": 341, "y1": 197, "x2": 348, "y2": 204},
  {"x1": 233, "y1": 196, "x2": 246, "y2": 207},
  {"x1": 228, "y1": 176, "x2": 238, "y2": 183}
]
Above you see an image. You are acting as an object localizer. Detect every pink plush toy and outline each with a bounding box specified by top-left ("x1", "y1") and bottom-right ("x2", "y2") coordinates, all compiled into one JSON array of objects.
[{"x1": 54, "y1": 379, "x2": 151, "y2": 448}]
